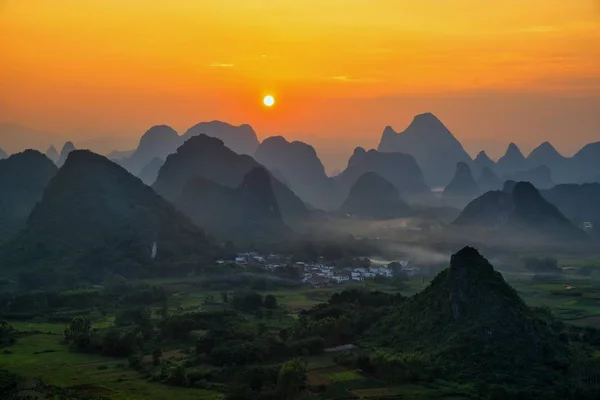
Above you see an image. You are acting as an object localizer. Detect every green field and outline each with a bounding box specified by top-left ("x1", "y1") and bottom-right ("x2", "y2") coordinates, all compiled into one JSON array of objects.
[
  {"x1": 0, "y1": 330, "x2": 221, "y2": 400},
  {"x1": 4, "y1": 266, "x2": 600, "y2": 399}
]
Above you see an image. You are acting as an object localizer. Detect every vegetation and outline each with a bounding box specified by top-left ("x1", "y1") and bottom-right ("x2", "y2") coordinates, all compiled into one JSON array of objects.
[{"x1": 4, "y1": 247, "x2": 600, "y2": 399}]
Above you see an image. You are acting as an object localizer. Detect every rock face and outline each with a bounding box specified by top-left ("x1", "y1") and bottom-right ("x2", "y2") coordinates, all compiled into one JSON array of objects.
[
  {"x1": 176, "y1": 167, "x2": 290, "y2": 239},
  {"x1": 0, "y1": 150, "x2": 58, "y2": 237},
  {"x1": 505, "y1": 165, "x2": 554, "y2": 189},
  {"x1": 254, "y1": 136, "x2": 338, "y2": 210},
  {"x1": 370, "y1": 247, "x2": 567, "y2": 382},
  {"x1": 138, "y1": 157, "x2": 164, "y2": 186},
  {"x1": 335, "y1": 148, "x2": 429, "y2": 203},
  {"x1": 153, "y1": 135, "x2": 307, "y2": 221},
  {"x1": 570, "y1": 141, "x2": 600, "y2": 183},
  {"x1": 107, "y1": 149, "x2": 135, "y2": 161},
  {"x1": 377, "y1": 113, "x2": 472, "y2": 187},
  {"x1": 496, "y1": 143, "x2": 527, "y2": 176},
  {"x1": 443, "y1": 162, "x2": 480, "y2": 198},
  {"x1": 477, "y1": 167, "x2": 502, "y2": 192},
  {"x1": 340, "y1": 172, "x2": 411, "y2": 219},
  {"x1": 0, "y1": 150, "x2": 213, "y2": 277},
  {"x1": 121, "y1": 122, "x2": 261, "y2": 176},
  {"x1": 527, "y1": 142, "x2": 565, "y2": 169},
  {"x1": 454, "y1": 181, "x2": 585, "y2": 240},
  {"x1": 182, "y1": 121, "x2": 259, "y2": 156},
  {"x1": 472, "y1": 150, "x2": 496, "y2": 177},
  {"x1": 542, "y1": 183, "x2": 600, "y2": 233},
  {"x1": 121, "y1": 125, "x2": 179, "y2": 175},
  {"x1": 57, "y1": 141, "x2": 76, "y2": 167},
  {"x1": 45, "y1": 146, "x2": 59, "y2": 163}
]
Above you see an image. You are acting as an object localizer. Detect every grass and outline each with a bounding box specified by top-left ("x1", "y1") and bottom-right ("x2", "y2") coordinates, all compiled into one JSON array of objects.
[
  {"x1": 0, "y1": 332, "x2": 221, "y2": 400},
  {"x1": 323, "y1": 371, "x2": 363, "y2": 383}
]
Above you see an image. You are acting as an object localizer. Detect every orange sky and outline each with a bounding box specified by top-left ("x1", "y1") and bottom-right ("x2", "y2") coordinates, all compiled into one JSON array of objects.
[{"x1": 1, "y1": 0, "x2": 600, "y2": 172}]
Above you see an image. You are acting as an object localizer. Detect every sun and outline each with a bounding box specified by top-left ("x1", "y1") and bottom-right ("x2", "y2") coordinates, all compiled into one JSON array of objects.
[{"x1": 263, "y1": 95, "x2": 275, "y2": 107}]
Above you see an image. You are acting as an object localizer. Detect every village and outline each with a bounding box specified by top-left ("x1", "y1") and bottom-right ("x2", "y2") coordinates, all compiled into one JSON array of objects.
[{"x1": 218, "y1": 252, "x2": 420, "y2": 287}]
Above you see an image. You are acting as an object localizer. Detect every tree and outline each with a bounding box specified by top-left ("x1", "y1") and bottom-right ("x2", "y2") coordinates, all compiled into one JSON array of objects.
[
  {"x1": 221, "y1": 291, "x2": 229, "y2": 303},
  {"x1": 64, "y1": 316, "x2": 92, "y2": 349},
  {"x1": 278, "y1": 358, "x2": 306, "y2": 400},
  {"x1": 264, "y1": 294, "x2": 277, "y2": 309},
  {"x1": 232, "y1": 291, "x2": 263, "y2": 313},
  {"x1": 152, "y1": 348, "x2": 163, "y2": 366}
]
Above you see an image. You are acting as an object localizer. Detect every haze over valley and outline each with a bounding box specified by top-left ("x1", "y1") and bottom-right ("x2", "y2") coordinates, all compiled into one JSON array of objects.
[{"x1": 2, "y1": 1, "x2": 600, "y2": 399}]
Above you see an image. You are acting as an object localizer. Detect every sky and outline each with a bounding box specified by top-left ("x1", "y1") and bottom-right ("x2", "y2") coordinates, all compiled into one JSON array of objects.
[{"x1": 1, "y1": 0, "x2": 600, "y2": 172}]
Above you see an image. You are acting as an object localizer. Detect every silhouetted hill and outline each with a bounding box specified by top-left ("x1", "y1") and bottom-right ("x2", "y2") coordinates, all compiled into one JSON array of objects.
[
  {"x1": 335, "y1": 148, "x2": 429, "y2": 204},
  {"x1": 254, "y1": 136, "x2": 338, "y2": 210},
  {"x1": 0, "y1": 148, "x2": 6, "y2": 159},
  {"x1": 45, "y1": 145, "x2": 59, "y2": 163},
  {"x1": 0, "y1": 150, "x2": 58, "y2": 238},
  {"x1": 369, "y1": 247, "x2": 568, "y2": 381},
  {"x1": 496, "y1": 143, "x2": 527, "y2": 176},
  {"x1": 107, "y1": 149, "x2": 135, "y2": 161},
  {"x1": 454, "y1": 181, "x2": 585, "y2": 240},
  {"x1": 443, "y1": 162, "x2": 479, "y2": 198},
  {"x1": 153, "y1": 135, "x2": 307, "y2": 221},
  {"x1": 505, "y1": 165, "x2": 554, "y2": 189},
  {"x1": 176, "y1": 167, "x2": 290, "y2": 239},
  {"x1": 472, "y1": 150, "x2": 496, "y2": 176},
  {"x1": 139, "y1": 157, "x2": 164, "y2": 185},
  {"x1": 0, "y1": 150, "x2": 213, "y2": 280},
  {"x1": 542, "y1": 183, "x2": 600, "y2": 232},
  {"x1": 477, "y1": 166, "x2": 502, "y2": 192},
  {"x1": 377, "y1": 113, "x2": 472, "y2": 187},
  {"x1": 122, "y1": 125, "x2": 179, "y2": 175},
  {"x1": 340, "y1": 172, "x2": 411, "y2": 219},
  {"x1": 57, "y1": 141, "x2": 76, "y2": 167},
  {"x1": 527, "y1": 142, "x2": 566, "y2": 169},
  {"x1": 182, "y1": 121, "x2": 259, "y2": 156},
  {"x1": 571, "y1": 141, "x2": 600, "y2": 183},
  {"x1": 121, "y1": 122, "x2": 260, "y2": 176}
]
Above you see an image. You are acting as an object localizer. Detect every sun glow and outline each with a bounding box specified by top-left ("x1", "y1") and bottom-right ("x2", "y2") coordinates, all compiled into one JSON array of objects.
[{"x1": 263, "y1": 95, "x2": 275, "y2": 107}]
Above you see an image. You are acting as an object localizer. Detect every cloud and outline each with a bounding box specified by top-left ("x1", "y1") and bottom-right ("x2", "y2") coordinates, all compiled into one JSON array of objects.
[
  {"x1": 208, "y1": 62, "x2": 234, "y2": 68},
  {"x1": 330, "y1": 75, "x2": 379, "y2": 83}
]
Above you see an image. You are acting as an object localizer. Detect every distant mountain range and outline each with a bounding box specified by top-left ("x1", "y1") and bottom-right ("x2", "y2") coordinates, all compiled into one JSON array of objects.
[
  {"x1": 335, "y1": 147, "x2": 429, "y2": 203},
  {"x1": 254, "y1": 136, "x2": 338, "y2": 210},
  {"x1": 175, "y1": 167, "x2": 291, "y2": 240},
  {"x1": 378, "y1": 113, "x2": 472, "y2": 188},
  {"x1": 454, "y1": 181, "x2": 586, "y2": 241},
  {"x1": 152, "y1": 134, "x2": 308, "y2": 223},
  {"x1": 0, "y1": 150, "x2": 214, "y2": 280},
  {"x1": 340, "y1": 172, "x2": 411, "y2": 219},
  {"x1": 57, "y1": 141, "x2": 76, "y2": 167},
  {"x1": 0, "y1": 150, "x2": 57, "y2": 238},
  {"x1": 443, "y1": 162, "x2": 479, "y2": 199},
  {"x1": 0, "y1": 148, "x2": 7, "y2": 159},
  {"x1": 120, "y1": 121, "x2": 260, "y2": 175}
]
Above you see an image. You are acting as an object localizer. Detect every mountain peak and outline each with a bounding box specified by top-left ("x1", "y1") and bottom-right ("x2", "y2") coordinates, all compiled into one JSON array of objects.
[
  {"x1": 382, "y1": 125, "x2": 397, "y2": 137},
  {"x1": 340, "y1": 172, "x2": 411, "y2": 219},
  {"x1": 449, "y1": 246, "x2": 495, "y2": 281},
  {"x1": 444, "y1": 162, "x2": 479, "y2": 197},
  {"x1": 474, "y1": 150, "x2": 492, "y2": 162},
  {"x1": 506, "y1": 142, "x2": 523, "y2": 156},
  {"x1": 378, "y1": 113, "x2": 471, "y2": 187},
  {"x1": 408, "y1": 112, "x2": 446, "y2": 132},
  {"x1": 182, "y1": 120, "x2": 259, "y2": 155},
  {"x1": 138, "y1": 125, "x2": 178, "y2": 145},
  {"x1": 57, "y1": 141, "x2": 76, "y2": 167}
]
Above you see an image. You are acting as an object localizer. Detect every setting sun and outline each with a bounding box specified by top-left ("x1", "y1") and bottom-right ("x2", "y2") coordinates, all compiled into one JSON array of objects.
[{"x1": 263, "y1": 95, "x2": 275, "y2": 108}]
